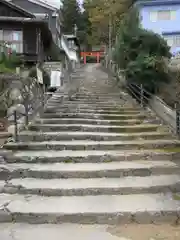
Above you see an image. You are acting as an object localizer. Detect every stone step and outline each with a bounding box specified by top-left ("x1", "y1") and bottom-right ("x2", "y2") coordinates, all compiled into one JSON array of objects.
[
  {"x1": 48, "y1": 96, "x2": 64, "y2": 100},
  {"x1": 48, "y1": 101, "x2": 132, "y2": 106},
  {"x1": 45, "y1": 108, "x2": 141, "y2": 115},
  {"x1": 72, "y1": 98, "x2": 129, "y2": 102},
  {"x1": 4, "y1": 139, "x2": 180, "y2": 151},
  {"x1": 74, "y1": 94, "x2": 124, "y2": 97},
  {"x1": 41, "y1": 112, "x2": 146, "y2": 120},
  {"x1": 35, "y1": 118, "x2": 143, "y2": 125},
  {"x1": 75, "y1": 93, "x2": 121, "y2": 97},
  {"x1": 69, "y1": 98, "x2": 124, "y2": 102},
  {"x1": 0, "y1": 223, "x2": 139, "y2": 240},
  {"x1": 0, "y1": 193, "x2": 180, "y2": 224},
  {"x1": 47, "y1": 106, "x2": 136, "y2": 111},
  {"x1": 5, "y1": 149, "x2": 178, "y2": 163},
  {"x1": 3, "y1": 175, "x2": 180, "y2": 196},
  {"x1": 56, "y1": 102, "x2": 130, "y2": 107},
  {"x1": 0, "y1": 132, "x2": 12, "y2": 139},
  {"x1": 76, "y1": 94, "x2": 122, "y2": 97},
  {"x1": 18, "y1": 131, "x2": 171, "y2": 142},
  {"x1": 45, "y1": 106, "x2": 141, "y2": 111},
  {"x1": 0, "y1": 150, "x2": 12, "y2": 156},
  {"x1": 65, "y1": 102, "x2": 130, "y2": 107},
  {"x1": 45, "y1": 107, "x2": 142, "y2": 115},
  {"x1": 47, "y1": 105, "x2": 135, "y2": 110},
  {"x1": 28, "y1": 123, "x2": 159, "y2": 133},
  {"x1": 0, "y1": 160, "x2": 178, "y2": 179}
]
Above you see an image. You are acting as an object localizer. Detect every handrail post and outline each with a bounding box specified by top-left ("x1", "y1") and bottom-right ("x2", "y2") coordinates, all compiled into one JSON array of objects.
[
  {"x1": 43, "y1": 84, "x2": 46, "y2": 108},
  {"x1": 175, "y1": 103, "x2": 180, "y2": 138},
  {"x1": 25, "y1": 104, "x2": 29, "y2": 126},
  {"x1": 140, "y1": 84, "x2": 144, "y2": 108},
  {"x1": 14, "y1": 110, "x2": 18, "y2": 142}
]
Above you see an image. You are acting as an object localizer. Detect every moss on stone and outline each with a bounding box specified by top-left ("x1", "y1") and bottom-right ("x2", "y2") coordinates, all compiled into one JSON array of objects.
[
  {"x1": 109, "y1": 126, "x2": 157, "y2": 133},
  {"x1": 103, "y1": 159, "x2": 112, "y2": 163},
  {"x1": 156, "y1": 147, "x2": 180, "y2": 153},
  {"x1": 64, "y1": 159, "x2": 73, "y2": 163}
]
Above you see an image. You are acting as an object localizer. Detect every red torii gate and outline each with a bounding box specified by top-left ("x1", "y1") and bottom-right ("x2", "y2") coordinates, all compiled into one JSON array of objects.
[{"x1": 81, "y1": 51, "x2": 103, "y2": 64}]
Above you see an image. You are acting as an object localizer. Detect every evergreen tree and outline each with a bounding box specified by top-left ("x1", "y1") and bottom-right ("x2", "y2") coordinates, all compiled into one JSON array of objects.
[
  {"x1": 61, "y1": 0, "x2": 91, "y2": 49},
  {"x1": 61, "y1": 0, "x2": 81, "y2": 34},
  {"x1": 77, "y1": 8, "x2": 92, "y2": 50}
]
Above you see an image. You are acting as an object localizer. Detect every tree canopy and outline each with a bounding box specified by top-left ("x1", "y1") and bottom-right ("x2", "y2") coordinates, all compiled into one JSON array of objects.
[
  {"x1": 61, "y1": 0, "x2": 91, "y2": 49},
  {"x1": 61, "y1": 0, "x2": 136, "y2": 48},
  {"x1": 83, "y1": 0, "x2": 134, "y2": 46},
  {"x1": 113, "y1": 8, "x2": 171, "y2": 93},
  {"x1": 61, "y1": 0, "x2": 80, "y2": 34}
]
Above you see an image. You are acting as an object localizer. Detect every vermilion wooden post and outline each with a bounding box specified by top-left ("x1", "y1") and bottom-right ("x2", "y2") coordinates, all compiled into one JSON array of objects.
[
  {"x1": 84, "y1": 54, "x2": 86, "y2": 64},
  {"x1": 97, "y1": 52, "x2": 100, "y2": 63}
]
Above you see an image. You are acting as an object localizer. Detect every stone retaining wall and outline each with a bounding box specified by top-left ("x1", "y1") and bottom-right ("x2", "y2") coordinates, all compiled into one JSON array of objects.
[{"x1": 0, "y1": 73, "x2": 45, "y2": 137}]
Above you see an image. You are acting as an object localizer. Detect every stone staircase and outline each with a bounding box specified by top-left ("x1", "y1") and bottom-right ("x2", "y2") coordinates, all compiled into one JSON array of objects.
[{"x1": 1, "y1": 64, "x2": 180, "y2": 226}]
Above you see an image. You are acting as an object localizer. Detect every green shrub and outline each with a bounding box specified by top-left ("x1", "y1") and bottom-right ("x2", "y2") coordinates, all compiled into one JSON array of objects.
[
  {"x1": 126, "y1": 53, "x2": 170, "y2": 93},
  {"x1": 6, "y1": 51, "x2": 21, "y2": 68},
  {"x1": 113, "y1": 8, "x2": 171, "y2": 94},
  {"x1": 0, "y1": 63, "x2": 14, "y2": 73},
  {"x1": 0, "y1": 51, "x2": 21, "y2": 73}
]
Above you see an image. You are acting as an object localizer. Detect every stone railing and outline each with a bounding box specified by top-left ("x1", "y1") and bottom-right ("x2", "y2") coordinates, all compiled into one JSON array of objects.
[
  {"x1": 149, "y1": 95, "x2": 176, "y2": 131},
  {"x1": 0, "y1": 73, "x2": 47, "y2": 139}
]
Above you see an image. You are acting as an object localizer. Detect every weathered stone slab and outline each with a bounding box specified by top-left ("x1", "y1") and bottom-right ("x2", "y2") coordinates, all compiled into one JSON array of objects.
[
  {"x1": 45, "y1": 107, "x2": 141, "y2": 112},
  {"x1": 0, "y1": 223, "x2": 129, "y2": 240},
  {"x1": 2, "y1": 193, "x2": 180, "y2": 224},
  {"x1": 35, "y1": 118, "x2": 142, "y2": 125},
  {"x1": 28, "y1": 123, "x2": 159, "y2": 133},
  {"x1": 4, "y1": 139, "x2": 180, "y2": 151},
  {"x1": 8, "y1": 149, "x2": 177, "y2": 163},
  {"x1": 18, "y1": 131, "x2": 171, "y2": 142},
  {"x1": 45, "y1": 109, "x2": 141, "y2": 115},
  {"x1": 41, "y1": 112, "x2": 146, "y2": 120},
  {"x1": 4, "y1": 174, "x2": 180, "y2": 196},
  {"x1": 0, "y1": 161, "x2": 178, "y2": 179}
]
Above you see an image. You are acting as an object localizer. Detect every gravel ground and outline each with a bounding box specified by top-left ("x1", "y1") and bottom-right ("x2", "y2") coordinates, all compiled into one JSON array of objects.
[{"x1": 108, "y1": 224, "x2": 180, "y2": 240}]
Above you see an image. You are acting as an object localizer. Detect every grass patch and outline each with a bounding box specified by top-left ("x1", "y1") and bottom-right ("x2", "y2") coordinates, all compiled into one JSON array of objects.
[{"x1": 173, "y1": 194, "x2": 180, "y2": 201}]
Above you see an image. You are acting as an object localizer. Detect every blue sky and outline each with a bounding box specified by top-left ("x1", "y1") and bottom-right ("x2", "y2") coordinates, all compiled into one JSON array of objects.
[
  {"x1": 44, "y1": 0, "x2": 83, "y2": 8},
  {"x1": 44, "y1": 0, "x2": 61, "y2": 8}
]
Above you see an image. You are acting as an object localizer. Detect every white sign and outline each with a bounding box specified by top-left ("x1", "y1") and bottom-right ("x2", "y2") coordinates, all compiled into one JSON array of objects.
[
  {"x1": 37, "y1": 67, "x2": 43, "y2": 84},
  {"x1": 50, "y1": 70, "x2": 62, "y2": 87}
]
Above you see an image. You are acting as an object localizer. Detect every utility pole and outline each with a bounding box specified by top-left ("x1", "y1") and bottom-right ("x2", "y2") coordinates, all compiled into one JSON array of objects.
[
  {"x1": 108, "y1": 13, "x2": 113, "y2": 61},
  {"x1": 74, "y1": 24, "x2": 77, "y2": 37},
  {"x1": 109, "y1": 15, "x2": 112, "y2": 51}
]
